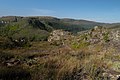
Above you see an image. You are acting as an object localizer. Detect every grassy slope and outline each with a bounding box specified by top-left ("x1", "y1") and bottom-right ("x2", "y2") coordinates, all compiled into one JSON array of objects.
[
  {"x1": 0, "y1": 16, "x2": 120, "y2": 80},
  {"x1": 0, "y1": 39, "x2": 119, "y2": 80}
]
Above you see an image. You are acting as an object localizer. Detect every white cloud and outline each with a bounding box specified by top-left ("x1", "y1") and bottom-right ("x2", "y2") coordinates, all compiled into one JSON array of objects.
[
  {"x1": 0, "y1": 8, "x2": 56, "y2": 17},
  {"x1": 31, "y1": 8, "x2": 55, "y2": 15}
]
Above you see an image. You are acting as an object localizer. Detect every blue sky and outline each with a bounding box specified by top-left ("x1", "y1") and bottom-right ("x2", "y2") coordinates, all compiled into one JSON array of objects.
[{"x1": 0, "y1": 0, "x2": 120, "y2": 23}]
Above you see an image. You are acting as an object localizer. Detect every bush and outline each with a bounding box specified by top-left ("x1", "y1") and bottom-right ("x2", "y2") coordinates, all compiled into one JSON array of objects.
[
  {"x1": 0, "y1": 37, "x2": 31, "y2": 49},
  {"x1": 71, "y1": 41, "x2": 90, "y2": 49},
  {"x1": 103, "y1": 32, "x2": 110, "y2": 42}
]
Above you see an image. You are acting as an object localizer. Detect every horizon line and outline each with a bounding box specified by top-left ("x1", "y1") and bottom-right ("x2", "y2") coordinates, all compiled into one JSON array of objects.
[{"x1": 0, "y1": 15, "x2": 119, "y2": 24}]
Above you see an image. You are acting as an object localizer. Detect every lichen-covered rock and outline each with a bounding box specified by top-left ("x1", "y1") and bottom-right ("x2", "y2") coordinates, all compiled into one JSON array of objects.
[
  {"x1": 77, "y1": 26, "x2": 110, "y2": 44},
  {"x1": 102, "y1": 70, "x2": 120, "y2": 80},
  {"x1": 110, "y1": 29, "x2": 120, "y2": 42},
  {"x1": 48, "y1": 30, "x2": 71, "y2": 45}
]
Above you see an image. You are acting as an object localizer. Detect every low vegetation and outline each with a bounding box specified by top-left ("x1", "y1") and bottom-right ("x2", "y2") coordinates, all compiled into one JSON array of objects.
[{"x1": 0, "y1": 16, "x2": 120, "y2": 80}]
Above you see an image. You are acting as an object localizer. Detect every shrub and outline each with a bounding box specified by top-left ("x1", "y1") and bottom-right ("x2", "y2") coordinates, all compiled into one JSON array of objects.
[
  {"x1": 103, "y1": 32, "x2": 109, "y2": 42},
  {"x1": 0, "y1": 37, "x2": 31, "y2": 49},
  {"x1": 71, "y1": 41, "x2": 90, "y2": 49}
]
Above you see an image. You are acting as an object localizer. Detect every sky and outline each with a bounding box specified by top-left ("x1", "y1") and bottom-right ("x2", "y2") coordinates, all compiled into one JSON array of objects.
[{"x1": 0, "y1": 0, "x2": 120, "y2": 23}]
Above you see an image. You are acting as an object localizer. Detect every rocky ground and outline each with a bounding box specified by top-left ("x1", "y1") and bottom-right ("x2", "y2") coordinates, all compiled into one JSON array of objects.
[{"x1": 0, "y1": 26, "x2": 120, "y2": 80}]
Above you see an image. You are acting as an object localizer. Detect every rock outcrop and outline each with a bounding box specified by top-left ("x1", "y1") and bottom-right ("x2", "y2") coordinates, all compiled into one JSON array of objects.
[{"x1": 48, "y1": 30, "x2": 72, "y2": 45}]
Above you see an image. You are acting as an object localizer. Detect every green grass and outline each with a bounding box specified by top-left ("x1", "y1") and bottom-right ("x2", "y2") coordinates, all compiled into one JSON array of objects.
[{"x1": 71, "y1": 41, "x2": 90, "y2": 49}]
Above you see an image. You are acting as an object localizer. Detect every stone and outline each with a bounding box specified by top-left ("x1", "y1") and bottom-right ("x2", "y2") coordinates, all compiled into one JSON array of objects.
[{"x1": 48, "y1": 30, "x2": 71, "y2": 43}]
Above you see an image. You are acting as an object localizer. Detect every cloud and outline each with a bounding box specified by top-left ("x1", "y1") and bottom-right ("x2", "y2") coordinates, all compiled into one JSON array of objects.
[
  {"x1": 0, "y1": 8, "x2": 56, "y2": 17},
  {"x1": 31, "y1": 8, "x2": 55, "y2": 15}
]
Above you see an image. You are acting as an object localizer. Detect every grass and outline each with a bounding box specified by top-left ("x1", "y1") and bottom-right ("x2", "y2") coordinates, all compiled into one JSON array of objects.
[
  {"x1": 0, "y1": 16, "x2": 120, "y2": 79},
  {"x1": 71, "y1": 41, "x2": 90, "y2": 49},
  {"x1": 0, "y1": 51, "x2": 14, "y2": 62},
  {"x1": 0, "y1": 42, "x2": 116, "y2": 80},
  {"x1": 0, "y1": 36, "x2": 119, "y2": 80}
]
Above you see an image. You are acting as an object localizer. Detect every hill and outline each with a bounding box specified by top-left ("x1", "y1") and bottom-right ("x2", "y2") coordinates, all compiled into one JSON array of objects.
[
  {"x1": 0, "y1": 16, "x2": 120, "y2": 31},
  {"x1": 0, "y1": 16, "x2": 110, "y2": 41},
  {"x1": 0, "y1": 16, "x2": 120, "y2": 80},
  {"x1": 0, "y1": 25, "x2": 120, "y2": 80}
]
